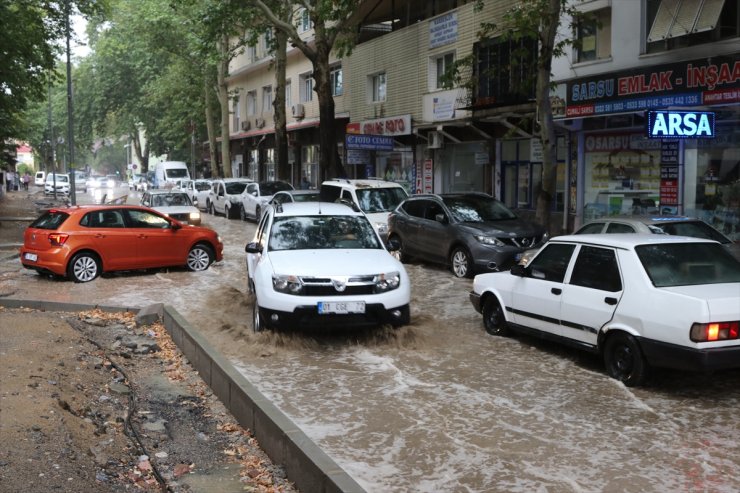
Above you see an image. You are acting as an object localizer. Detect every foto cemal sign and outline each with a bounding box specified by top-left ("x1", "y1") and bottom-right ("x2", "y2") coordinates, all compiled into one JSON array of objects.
[{"x1": 647, "y1": 110, "x2": 715, "y2": 139}]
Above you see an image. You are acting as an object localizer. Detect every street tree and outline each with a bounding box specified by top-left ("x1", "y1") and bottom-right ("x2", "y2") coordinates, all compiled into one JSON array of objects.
[{"x1": 251, "y1": 0, "x2": 362, "y2": 180}]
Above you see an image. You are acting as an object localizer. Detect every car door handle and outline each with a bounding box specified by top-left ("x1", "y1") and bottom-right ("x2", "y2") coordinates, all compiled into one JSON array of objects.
[
  {"x1": 605, "y1": 297, "x2": 618, "y2": 305},
  {"x1": 551, "y1": 288, "x2": 562, "y2": 295},
  {"x1": 94, "y1": 234, "x2": 106, "y2": 238}
]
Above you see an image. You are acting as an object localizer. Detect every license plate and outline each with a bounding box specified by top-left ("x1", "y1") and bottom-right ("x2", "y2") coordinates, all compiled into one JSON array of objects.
[
  {"x1": 317, "y1": 301, "x2": 365, "y2": 314},
  {"x1": 24, "y1": 253, "x2": 38, "y2": 262}
]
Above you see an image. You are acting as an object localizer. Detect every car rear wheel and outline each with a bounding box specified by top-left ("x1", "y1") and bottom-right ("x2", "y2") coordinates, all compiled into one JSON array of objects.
[
  {"x1": 252, "y1": 301, "x2": 264, "y2": 333},
  {"x1": 186, "y1": 244, "x2": 213, "y2": 271},
  {"x1": 224, "y1": 204, "x2": 232, "y2": 219},
  {"x1": 450, "y1": 247, "x2": 473, "y2": 278},
  {"x1": 603, "y1": 332, "x2": 649, "y2": 387},
  {"x1": 482, "y1": 296, "x2": 508, "y2": 336},
  {"x1": 68, "y1": 252, "x2": 101, "y2": 283}
]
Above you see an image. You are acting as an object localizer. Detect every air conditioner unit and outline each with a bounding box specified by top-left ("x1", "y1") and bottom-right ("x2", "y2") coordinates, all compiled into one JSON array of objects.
[
  {"x1": 240, "y1": 120, "x2": 250, "y2": 131},
  {"x1": 291, "y1": 104, "x2": 305, "y2": 118},
  {"x1": 428, "y1": 131, "x2": 443, "y2": 149},
  {"x1": 255, "y1": 117, "x2": 265, "y2": 128}
]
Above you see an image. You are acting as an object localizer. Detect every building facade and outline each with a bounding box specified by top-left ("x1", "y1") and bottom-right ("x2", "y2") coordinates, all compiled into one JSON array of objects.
[{"x1": 225, "y1": 0, "x2": 738, "y2": 237}]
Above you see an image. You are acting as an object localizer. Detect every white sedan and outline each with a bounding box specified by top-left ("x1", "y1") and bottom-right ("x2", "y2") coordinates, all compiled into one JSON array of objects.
[
  {"x1": 470, "y1": 234, "x2": 740, "y2": 386},
  {"x1": 245, "y1": 202, "x2": 411, "y2": 331}
]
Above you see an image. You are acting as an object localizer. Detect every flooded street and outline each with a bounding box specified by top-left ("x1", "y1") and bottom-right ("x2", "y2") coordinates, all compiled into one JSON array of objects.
[{"x1": 2, "y1": 188, "x2": 739, "y2": 492}]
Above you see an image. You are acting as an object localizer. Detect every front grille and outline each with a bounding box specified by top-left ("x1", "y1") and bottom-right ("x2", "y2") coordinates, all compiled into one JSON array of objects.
[
  {"x1": 298, "y1": 275, "x2": 377, "y2": 297},
  {"x1": 503, "y1": 235, "x2": 543, "y2": 248},
  {"x1": 170, "y1": 213, "x2": 190, "y2": 222}
]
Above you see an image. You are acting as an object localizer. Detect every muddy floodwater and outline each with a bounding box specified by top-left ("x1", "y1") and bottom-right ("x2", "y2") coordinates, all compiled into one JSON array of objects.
[{"x1": 2, "y1": 191, "x2": 739, "y2": 492}]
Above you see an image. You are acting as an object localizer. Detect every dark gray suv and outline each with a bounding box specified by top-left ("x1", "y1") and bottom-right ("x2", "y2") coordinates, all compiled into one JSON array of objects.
[{"x1": 387, "y1": 193, "x2": 548, "y2": 277}]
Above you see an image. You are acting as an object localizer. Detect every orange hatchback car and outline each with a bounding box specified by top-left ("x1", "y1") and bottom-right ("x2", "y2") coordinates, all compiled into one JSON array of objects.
[{"x1": 20, "y1": 205, "x2": 223, "y2": 282}]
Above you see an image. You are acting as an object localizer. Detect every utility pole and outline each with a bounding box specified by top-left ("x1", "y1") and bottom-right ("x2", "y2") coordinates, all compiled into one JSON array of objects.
[{"x1": 65, "y1": 0, "x2": 77, "y2": 205}]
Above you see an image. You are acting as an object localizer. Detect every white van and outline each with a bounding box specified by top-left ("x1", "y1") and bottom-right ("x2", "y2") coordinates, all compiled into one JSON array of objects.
[
  {"x1": 154, "y1": 161, "x2": 190, "y2": 188},
  {"x1": 34, "y1": 171, "x2": 46, "y2": 186}
]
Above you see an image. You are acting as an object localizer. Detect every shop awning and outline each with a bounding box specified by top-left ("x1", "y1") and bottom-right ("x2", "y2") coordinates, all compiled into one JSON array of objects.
[{"x1": 648, "y1": 0, "x2": 725, "y2": 42}]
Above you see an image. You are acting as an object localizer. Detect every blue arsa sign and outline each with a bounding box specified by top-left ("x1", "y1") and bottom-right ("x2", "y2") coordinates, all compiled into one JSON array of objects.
[{"x1": 647, "y1": 110, "x2": 715, "y2": 139}]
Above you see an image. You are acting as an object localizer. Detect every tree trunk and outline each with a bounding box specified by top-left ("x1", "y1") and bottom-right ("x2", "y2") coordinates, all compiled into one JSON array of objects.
[
  {"x1": 204, "y1": 71, "x2": 218, "y2": 179},
  {"x1": 313, "y1": 41, "x2": 343, "y2": 180},
  {"x1": 534, "y1": 0, "x2": 562, "y2": 234},
  {"x1": 273, "y1": 29, "x2": 290, "y2": 182},
  {"x1": 217, "y1": 34, "x2": 232, "y2": 178}
]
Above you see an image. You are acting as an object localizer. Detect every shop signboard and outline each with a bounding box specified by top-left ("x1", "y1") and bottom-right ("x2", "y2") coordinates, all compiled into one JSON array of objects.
[
  {"x1": 345, "y1": 134, "x2": 394, "y2": 151},
  {"x1": 557, "y1": 55, "x2": 739, "y2": 119},
  {"x1": 647, "y1": 111, "x2": 715, "y2": 139}
]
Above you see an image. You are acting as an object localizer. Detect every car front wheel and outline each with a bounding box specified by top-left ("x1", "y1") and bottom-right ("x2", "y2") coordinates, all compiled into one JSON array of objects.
[
  {"x1": 252, "y1": 301, "x2": 264, "y2": 333},
  {"x1": 450, "y1": 247, "x2": 473, "y2": 278},
  {"x1": 68, "y1": 252, "x2": 101, "y2": 283},
  {"x1": 482, "y1": 296, "x2": 508, "y2": 336},
  {"x1": 186, "y1": 244, "x2": 214, "y2": 271},
  {"x1": 603, "y1": 332, "x2": 649, "y2": 387}
]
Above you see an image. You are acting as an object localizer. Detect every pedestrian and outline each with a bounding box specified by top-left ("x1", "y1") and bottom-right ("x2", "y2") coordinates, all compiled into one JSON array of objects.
[
  {"x1": 6, "y1": 169, "x2": 14, "y2": 192},
  {"x1": 22, "y1": 172, "x2": 30, "y2": 191}
]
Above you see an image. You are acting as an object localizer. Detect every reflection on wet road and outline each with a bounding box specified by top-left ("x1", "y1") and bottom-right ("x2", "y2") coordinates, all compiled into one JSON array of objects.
[{"x1": 2, "y1": 193, "x2": 739, "y2": 492}]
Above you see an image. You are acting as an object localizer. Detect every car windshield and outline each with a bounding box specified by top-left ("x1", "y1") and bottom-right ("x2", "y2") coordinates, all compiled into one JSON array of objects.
[
  {"x1": 225, "y1": 182, "x2": 248, "y2": 194},
  {"x1": 30, "y1": 211, "x2": 69, "y2": 229},
  {"x1": 442, "y1": 196, "x2": 517, "y2": 222},
  {"x1": 195, "y1": 182, "x2": 211, "y2": 191},
  {"x1": 292, "y1": 192, "x2": 320, "y2": 202},
  {"x1": 152, "y1": 193, "x2": 191, "y2": 207},
  {"x1": 260, "y1": 182, "x2": 293, "y2": 195},
  {"x1": 636, "y1": 243, "x2": 740, "y2": 287},
  {"x1": 649, "y1": 220, "x2": 731, "y2": 244},
  {"x1": 269, "y1": 215, "x2": 382, "y2": 251},
  {"x1": 165, "y1": 168, "x2": 188, "y2": 179},
  {"x1": 356, "y1": 187, "x2": 408, "y2": 213}
]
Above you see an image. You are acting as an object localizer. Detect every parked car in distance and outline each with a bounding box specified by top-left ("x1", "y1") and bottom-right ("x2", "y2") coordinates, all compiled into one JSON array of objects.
[
  {"x1": 470, "y1": 234, "x2": 740, "y2": 387},
  {"x1": 128, "y1": 173, "x2": 146, "y2": 190},
  {"x1": 20, "y1": 205, "x2": 223, "y2": 282},
  {"x1": 207, "y1": 178, "x2": 252, "y2": 218},
  {"x1": 44, "y1": 173, "x2": 70, "y2": 195},
  {"x1": 34, "y1": 171, "x2": 46, "y2": 186},
  {"x1": 72, "y1": 171, "x2": 87, "y2": 193},
  {"x1": 388, "y1": 193, "x2": 548, "y2": 278},
  {"x1": 177, "y1": 178, "x2": 212, "y2": 210},
  {"x1": 86, "y1": 175, "x2": 106, "y2": 190},
  {"x1": 519, "y1": 215, "x2": 740, "y2": 266},
  {"x1": 320, "y1": 178, "x2": 408, "y2": 242},
  {"x1": 245, "y1": 202, "x2": 411, "y2": 331},
  {"x1": 239, "y1": 180, "x2": 294, "y2": 222},
  {"x1": 269, "y1": 189, "x2": 321, "y2": 205},
  {"x1": 140, "y1": 190, "x2": 202, "y2": 226}
]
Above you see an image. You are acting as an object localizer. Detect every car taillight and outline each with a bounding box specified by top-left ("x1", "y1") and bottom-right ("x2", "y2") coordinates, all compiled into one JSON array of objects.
[
  {"x1": 48, "y1": 233, "x2": 69, "y2": 247},
  {"x1": 690, "y1": 321, "x2": 740, "y2": 342}
]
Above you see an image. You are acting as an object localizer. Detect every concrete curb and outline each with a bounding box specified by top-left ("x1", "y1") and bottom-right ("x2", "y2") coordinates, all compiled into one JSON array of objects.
[{"x1": 0, "y1": 298, "x2": 365, "y2": 493}]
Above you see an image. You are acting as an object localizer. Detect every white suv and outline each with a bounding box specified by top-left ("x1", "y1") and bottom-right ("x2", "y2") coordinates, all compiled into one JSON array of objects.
[
  {"x1": 44, "y1": 173, "x2": 70, "y2": 195},
  {"x1": 245, "y1": 202, "x2": 411, "y2": 331},
  {"x1": 320, "y1": 178, "x2": 408, "y2": 241},
  {"x1": 207, "y1": 178, "x2": 252, "y2": 218}
]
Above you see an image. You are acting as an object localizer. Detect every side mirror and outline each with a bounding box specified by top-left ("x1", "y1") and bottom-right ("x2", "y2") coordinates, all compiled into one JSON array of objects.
[
  {"x1": 386, "y1": 238, "x2": 401, "y2": 252},
  {"x1": 171, "y1": 221, "x2": 182, "y2": 231},
  {"x1": 251, "y1": 191, "x2": 258, "y2": 197},
  {"x1": 435, "y1": 213, "x2": 447, "y2": 224},
  {"x1": 510, "y1": 264, "x2": 526, "y2": 277},
  {"x1": 245, "y1": 242, "x2": 262, "y2": 254}
]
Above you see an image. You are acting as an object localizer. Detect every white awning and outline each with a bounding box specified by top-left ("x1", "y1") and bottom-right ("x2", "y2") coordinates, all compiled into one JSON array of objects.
[{"x1": 647, "y1": 0, "x2": 725, "y2": 42}]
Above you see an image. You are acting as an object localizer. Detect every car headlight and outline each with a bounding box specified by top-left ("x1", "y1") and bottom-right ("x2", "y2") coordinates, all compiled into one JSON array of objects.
[
  {"x1": 374, "y1": 271, "x2": 401, "y2": 293},
  {"x1": 272, "y1": 274, "x2": 303, "y2": 294},
  {"x1": 374, "y1": 222, "x2": 388, "y2": 235},
  {"x1": 474, "y1": 235, "x2": 505, "y2": 247},
  {"x1": 189, "y1": 211, "x2": 201, "y2": 221}
]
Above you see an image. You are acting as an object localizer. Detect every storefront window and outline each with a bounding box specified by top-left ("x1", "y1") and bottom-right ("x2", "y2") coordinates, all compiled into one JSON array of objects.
[
  {"x1": 301, "y1": 145, "x2": 318, "y2": 189},
  {"x1": 264, "y1": 148, "x2": 275, "y2": 181},
  {"x1": 582, "y1": 133, "x2": 661, "y2": 219},
  {"x1": 439, "y1": 142, "x2": 488, "y2": 193},
  {"x1": 685, "y1": 128, "x2": 740, "y2": 240},
  {"x1": 378, "y1": 149, "x2": 413, "y2": 193},
  {"x1": 246, "y1": 150, "x2": 259, "y2": 181}
]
